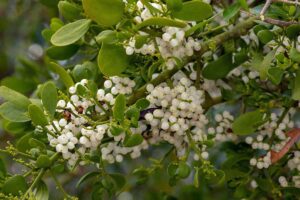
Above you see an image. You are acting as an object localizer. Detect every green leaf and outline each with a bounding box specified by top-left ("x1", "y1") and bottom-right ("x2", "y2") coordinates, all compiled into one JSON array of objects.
[
  {"x1": 110, "y1": 125, "x2": 124, "y2": 136},
  {"x1": 113, "y1": 94, "x2": 126, "y2": 123},
  {"x1": 135, "y1": 35, "x2": 148, "y2": 49},
  {"x1": 109, "y1": 173, "x2": 126, "y2": 189},
  {"x1": 126, "y1": 106, "x2": 140, "y2": 127},
  {"x1": 4, "y1": 121, "x2": 28, "y2": 134},
  {"x1": 253, "y1": 25, "x2": 267, "y2": 35},
  {"x1": 177, "y1": 162, "x2": 191, "y2": 179},
  {"x1": 289, "y1": 48, "x2": 300, "y2": 63},
  {"x1": 0, "y1": 102, "x2": 30, "y2": 122},
  {"x1": 34, "y1": 181, "x2": 49, "y2": 200},
  {"x1": 3, "y1": 175, "x2": 28, "y2": 196},
  {"x1": 16, "y1": 133, "x2": 33, "y2": 152},
  {"x1": 167, "y1": 162, "x2": 178, "y2": 177},
  {"x1": 232, "y1": 110, "x2": 265, "y2": 135},
  {"x1": 136, "y1": 17, "x2": 187, "y2": 30},
  {"x1": 51, "y1": 19, "x2": 91, "y2": 46},
  {"x1": 238, "y1": 0, "x2": 248, "y2": 10},
  {"x1": 193, "y1": 168, "x2": 199, "y2": 188},
  {"x1": 166, "y1": 0, "x2": 183, "y2": 11},
  {"x1": 98, "y1": 43, "x2": 129, "y2": 76},
  {"x1": 96, "y1": 30, "x2": 118, "y2": 44},
  {"x1": 41, "y1": 82, "x2": 58, "y2": 117},
  {"x1": 0, "y1": 86, "x2": 31, "y2": 109},
  {"x1": 292, "y1": 69, "x2": 300, "y2": 100},
  {"x1": 124, "y1": 134, "x2": 144, "y2": 147},
  {"x1": 251, "y1": 50, "x2": 275, "y2": 80},
  {"x1": 257, "y1": 30, "x2": 274, "y2": 44},
  {"x1": 49, "y1": 62, "x2": 74, "y2": 89},
  {"x1": 58, "y1": 1, "x2": 82, "y2": 21},
  {"x1": 207, "y1": 170, "x2": 225, "y2": 186},
  {"x1": 171, "y1": 1, "x2": 212, "y2": 21},
  {"x1": 29, "y1": 138, "x2": 47, "y2": 149},
  {"x1": 76, "y1": 171, "x2": 99, "y2": 188},
  {"x1": 28, "y1": 104, "x2": 48, "y2": 126},
  {"x1": 286, "y1": 24, "x2": 300, "y2": 39},
  {"x1": 36, "y1": 155, "x2": 52, "y2": 168},
  {"x1": 202, "y1": 52, "x2": 248, "y2": 80},
  {"x1": 0, "y1": 157, "x2": 6, "y2": 178},
  {"x1": 1, "y1": 77, "x2": 35, "y2": 94},
  {"x1": 46, "y1": 44, "x2": 80, "y2": 60},
  {"x1": 223, "y1": 3, "x2": 240, "y2": 21},
  {"x1": 267, "y1": 67, "x2": 283, "y2": 85},
  {"x1": 132, "y1": 167, "x2": 149, "y2": 184},
  {"x1": 135, "y1": 98, "x2": 150, "y2": 110},
  {"x1": 82, "y1": 0, "x2": 124, "y2": 26},
  {"x1": 72, "y1": 62, "x2": 98, "y2": 82}
]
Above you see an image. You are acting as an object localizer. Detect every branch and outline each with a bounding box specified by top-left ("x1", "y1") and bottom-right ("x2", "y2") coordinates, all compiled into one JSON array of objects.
[
  {"x1": 241, "y1": 10, "x2": 298, "y2": 27},
  {"x1": 274, "y1": 0, "x2": 300, "y2": 6},
  {"x1": 127, "y1": 17, "x2": 256, "y2": 105},
  {"x1": 260, "y1": 0, "x2": 273, "y2": 19}
]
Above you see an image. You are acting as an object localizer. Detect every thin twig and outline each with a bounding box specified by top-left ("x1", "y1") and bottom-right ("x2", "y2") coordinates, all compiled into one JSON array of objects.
[
  {"x1": 260, "y1": 0, "x2": 273, "y2": 19},
  {"x1": 241, "y1": 10, "x2": 298, "y2": 27},
  {"x1": 274, "y1": 0, "x2": 300, "y2": 6}
]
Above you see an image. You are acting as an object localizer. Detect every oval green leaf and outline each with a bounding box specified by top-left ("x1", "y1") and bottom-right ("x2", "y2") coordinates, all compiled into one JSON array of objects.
[
  {"x1": 58, "y1": 1, "x2": 82, "y2": 21},
  {"x1": 202, "y1": 52, "x2": 248, "y2": 80},
  {"x1": 289, "y1": 48, "x2": 300, "y2": 63},
  {"x1": 113, "y1": 94, "x2": 126, "y2": 123},
  {"x1": 3, "y1": 175, "x2": 28, "y2": 196},
  {"x1": 36, "y1": 155, "x2": 52, "y2": 168},
  {"x1": 41, "y1": 82, "x2": 58, "y2": 117},
  {"x1": 166, "y1": 0, "x2": 183, "y2": 11},
  {"x1": 28, "y1": 104, "x2": 48, "y2": 126},
  {"x1": 171, "y1": 1, "x2": 212, "y2": 21},
  {"x1": 286, "y1": 24, "x2": 300, "y2": 39},
  {"x1": 48, "y1": 62, "x2": 74, "y2": 89},
  {"x1": 0, "y1": 102, "x2": 30, "y2": 122},
  {"x1": 124, "y1": 134, "x2": 144, "y2": 147},
  {"x1": 46, "y1": 44, "x2": 80, "y2": 60},
  {"x1": 97, "y1": 43, "x2": 129, "y2": 76},
  {"x1": 292, "y1": 69, "x2": 300, "y2": 100},
  {"x1": 232, "y1": 110, "x2": 265, "y2": 135},
  {"x1": 82, "y1": 0, "x2": 124, "y2": 27},
  {"x1": 51, "y1": 19, "x2": 91, "y2": 46},
  {"x1": 257, "y1": 30, "x2": 274, "y2": 44},
  {"x1": 0, "y1": 86, "x2": 31, "y2": 109}
]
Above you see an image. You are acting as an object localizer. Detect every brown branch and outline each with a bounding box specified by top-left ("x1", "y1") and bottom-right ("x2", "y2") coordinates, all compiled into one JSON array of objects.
[
  {"x1": 274, "y1": 0, "x2": 300, "y2": 6},
  {"x1": 241, "y1": 10, "x2": 298, "y2": 27}
]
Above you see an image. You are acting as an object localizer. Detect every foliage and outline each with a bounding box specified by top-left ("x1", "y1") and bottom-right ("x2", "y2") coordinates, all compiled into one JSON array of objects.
[{"x1": 1, "y1": 0, "x2": 300, "y2": 199}]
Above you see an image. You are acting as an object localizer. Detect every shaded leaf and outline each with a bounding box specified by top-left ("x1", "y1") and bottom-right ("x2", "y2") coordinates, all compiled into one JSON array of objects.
[
  {"x1": 3, "y1": 175, "x2": 28, "y2": 196},
  {"x1": 41, "y1": 82, "x2": 58, "y2": 117},
  {"x1": 76, "y1": 171, "x2": 99, "y2": 188},
  {"x1": 28, "y1": 104, "x2": 48, "y2": 126}
]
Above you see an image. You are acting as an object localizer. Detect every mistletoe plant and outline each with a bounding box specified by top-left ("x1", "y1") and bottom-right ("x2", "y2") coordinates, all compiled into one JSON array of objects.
[{"x1": 1, "y1": 0, "x2": 300, "y2": 199}]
